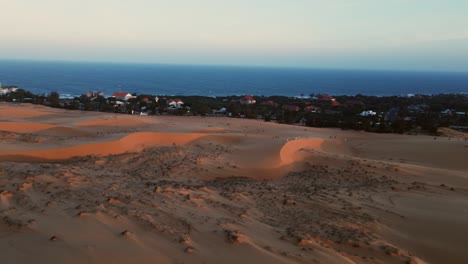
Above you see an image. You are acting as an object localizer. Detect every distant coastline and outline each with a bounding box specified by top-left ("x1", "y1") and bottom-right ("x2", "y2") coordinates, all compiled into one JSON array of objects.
[{"x1": 0, "y1": 60, "x2": 467, "y2": 97}]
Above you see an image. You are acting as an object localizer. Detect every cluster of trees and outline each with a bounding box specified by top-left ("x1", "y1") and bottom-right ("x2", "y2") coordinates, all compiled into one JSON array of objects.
[{"x1": 1, "y1": 89, "x2": 60, "y2": 106}]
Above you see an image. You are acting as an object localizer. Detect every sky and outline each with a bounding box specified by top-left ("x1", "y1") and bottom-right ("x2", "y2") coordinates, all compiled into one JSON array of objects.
[{"x1": 1, "y1": 0, "x2": 468, "y2": 71}]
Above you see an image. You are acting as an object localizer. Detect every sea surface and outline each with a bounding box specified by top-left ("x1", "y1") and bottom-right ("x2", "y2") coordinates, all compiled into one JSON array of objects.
[{"x1": 0, "y1": 60, "x2": 467, "y2": 97}]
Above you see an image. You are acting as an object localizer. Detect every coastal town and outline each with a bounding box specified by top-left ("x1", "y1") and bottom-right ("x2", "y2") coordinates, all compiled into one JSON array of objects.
[{"x1": 1, "y1": 83, "x2": 467, "y2": 136}]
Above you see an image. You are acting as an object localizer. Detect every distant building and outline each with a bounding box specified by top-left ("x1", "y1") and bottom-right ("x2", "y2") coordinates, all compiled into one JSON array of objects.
[
  {"x1": 305, "y1": 105, "x2": 321, "y2": 113},
  {"x1": 112, "y1": 92, "x2": 133, "y2": 101},
  {"x1": 240, "y1": 95, "x2": 256, "y2": 105},
  {"x1": 441, "y1": 109, "x2": 455, "y2": 115},
  {"x1": 167, "y1": 98, "x2": 184, "y2": 108},
  {"x1": 330, "y1": 98, "x2": 341, "y2": 107},
  {"x1": 1, "y1": 86, "x2": 18, "y2": 95},
  {"x1": 213, "y1": 107, "x2": 227, "y2": 115},
  {"x1": 360, "y1": 110, "x2": 377, "y2": 116}
]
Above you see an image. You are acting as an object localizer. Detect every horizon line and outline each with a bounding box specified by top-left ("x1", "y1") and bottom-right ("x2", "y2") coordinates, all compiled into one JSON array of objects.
[{"x1": 1, "y1": 57, "x2": 468, "y2": 75}]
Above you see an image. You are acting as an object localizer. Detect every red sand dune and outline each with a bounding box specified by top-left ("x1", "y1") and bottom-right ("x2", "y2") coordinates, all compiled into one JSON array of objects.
[
  {"x1": 0, "y1": 122, "x2": 58, "y2": 133},
  {"x1": 0, "y1": 107, "x2": 54, "y2": 118},
  {"x1": 279, "y1": 138, "x2": 324, "y2": 166},
  {"x1": 0, "y1": 132, "x2": 206, "y2": 161},
  {"x1": 1, "y1": 104, "x2": 467, "y2": 264}
]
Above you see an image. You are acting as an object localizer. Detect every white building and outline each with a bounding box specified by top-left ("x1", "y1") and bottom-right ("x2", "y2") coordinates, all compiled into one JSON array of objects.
[
  {"x1": 1, "y1": 86, "x2": 18, "y2": 95},
  {"x1": 112, "y1": 92, "x2": 134, "y2": 101},
  {"x1": 167, "y1": 99, "x2": 184, "y2": 108},
  {"x1": 360, "y1": 110, "x2": 377, "y2": 116}
]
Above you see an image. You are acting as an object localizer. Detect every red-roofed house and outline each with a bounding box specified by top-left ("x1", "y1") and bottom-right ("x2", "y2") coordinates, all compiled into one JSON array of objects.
[
  {"x1": 331, "y1": 98, "x2": 341, "y2": 107},
  {"x1": 282, "y1": 105, "x2": 300, "y2": 111},
  {"x1": 240, "y1": 95, "x2": 256, "y2": 105},
  {"x1": 112, "y1": 92, "x2": 133, "y2": 101},
  {"x1": 167, "y1": 98, "x2": 184, "y2": 108},
  {"x1": 142, "y1": 97, "x2": 150, "y2": 103},
  {"x1": 305, "y1": 105, "x2": 321, "y2": 113}
]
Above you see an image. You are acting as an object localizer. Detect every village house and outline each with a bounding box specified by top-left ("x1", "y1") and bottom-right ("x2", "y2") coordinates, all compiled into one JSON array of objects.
[
  {"x1": 305, "y1": 105, "x2": 321, "y2": 113},
  {"x1": 330, "y1": 98, "x2": 341, "y2": 107},
  {"x1": 440, "y1": 109, "x2": 453, "y2": 115},
  {"x1": 167, "y1": 98, "x2": 184, "y2": 108},
  {"x1": 360, "y1": 110, "x2": 377, "y2": 116},
  {"x1": 112, "y1": 92, "x2": 134, "y2": 101},
  {"x1": 213, "y1": 107, "x2": 227, "y2": 116},
  {"x1": 240, "y1": 95, "x2": 256, "y2": 105},
  {"x1": 0, "y1": 86, "x2": 19, "y2": 95}
]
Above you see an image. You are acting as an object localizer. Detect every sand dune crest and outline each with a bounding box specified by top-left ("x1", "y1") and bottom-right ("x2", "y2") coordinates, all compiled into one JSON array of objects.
[{"x1": 279, "y1": 138, "x2": 324, "y2": 166}]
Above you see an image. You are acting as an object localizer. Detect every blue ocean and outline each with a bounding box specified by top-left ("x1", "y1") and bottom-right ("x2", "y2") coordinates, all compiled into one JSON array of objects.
[{"x1": 0, "y1": 60, "x2": 467, "y2": 97}]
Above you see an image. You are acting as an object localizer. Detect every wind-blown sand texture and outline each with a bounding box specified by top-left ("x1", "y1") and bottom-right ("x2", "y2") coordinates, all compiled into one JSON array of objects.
[
  {"x1": 75, "y1": 116, "x2": 149, "y2": 127},
  {"x1": 0, "y1": 102, "x2": 467, "y2": 264}
]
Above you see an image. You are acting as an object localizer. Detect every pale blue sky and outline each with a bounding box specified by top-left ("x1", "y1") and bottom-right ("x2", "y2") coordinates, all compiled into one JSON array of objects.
[{"x1": 1, "y1": 0, "x2": 468, "y2": 71}]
